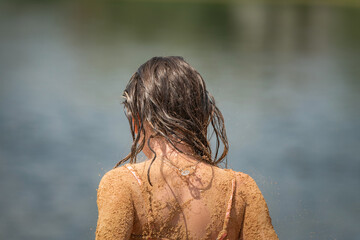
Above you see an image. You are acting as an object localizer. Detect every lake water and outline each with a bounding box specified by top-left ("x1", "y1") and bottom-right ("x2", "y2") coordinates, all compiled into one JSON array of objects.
[{"x1": 0, "y1": 1, "x2": 359, "y2": 240}]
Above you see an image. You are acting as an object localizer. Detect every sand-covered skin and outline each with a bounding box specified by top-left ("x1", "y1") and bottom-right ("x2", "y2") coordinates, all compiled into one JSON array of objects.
[{"x1": 95, "y1": 159, "x2": 279, "y2": 240}]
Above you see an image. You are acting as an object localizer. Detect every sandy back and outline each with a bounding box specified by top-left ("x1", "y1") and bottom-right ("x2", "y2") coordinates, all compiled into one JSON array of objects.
[
  {"x1": 127, "y1": 161, "x2": 244, "y2": 240},
  {"x1": 96, "y1": 160, "x2": 279, "y2": 240}
]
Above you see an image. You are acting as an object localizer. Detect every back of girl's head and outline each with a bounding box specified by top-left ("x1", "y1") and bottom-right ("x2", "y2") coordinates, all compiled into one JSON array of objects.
[{"x1": 116, "y1": 56, "x2": 228, "y2": 169}]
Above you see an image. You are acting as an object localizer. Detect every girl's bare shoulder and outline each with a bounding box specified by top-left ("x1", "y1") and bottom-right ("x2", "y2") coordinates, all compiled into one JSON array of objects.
[
  {"x1": 222, "y1": 169, "x2": 261, "y2": 195},
  {"x1": 222, "y1": 168, "x2": 254, "y2": 183},
  {"x1": 226, "y1": 169, "x2": 265, "y2": 203},
  {"x1": 232, "y1": 170, "x2": 255, "y2": 184},
  {"x1": 98, "y1": 165, "x2": 138, "y2": 190}
]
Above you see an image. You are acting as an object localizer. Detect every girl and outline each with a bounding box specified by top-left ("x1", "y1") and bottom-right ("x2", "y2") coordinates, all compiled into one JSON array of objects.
[{"x1": 95, "y1": 56, "x2": 278, "y2": 240}]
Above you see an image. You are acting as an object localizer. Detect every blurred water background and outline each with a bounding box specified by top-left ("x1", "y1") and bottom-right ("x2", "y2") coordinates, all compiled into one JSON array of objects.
[{"x1": 0, "y1": 1, "x2": 359, "y2": 239}]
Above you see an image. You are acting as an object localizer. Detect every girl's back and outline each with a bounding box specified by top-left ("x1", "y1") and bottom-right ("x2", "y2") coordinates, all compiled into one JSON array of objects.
[{"x1": 96, "y1": 159, "x2": 278, "y2": 240}]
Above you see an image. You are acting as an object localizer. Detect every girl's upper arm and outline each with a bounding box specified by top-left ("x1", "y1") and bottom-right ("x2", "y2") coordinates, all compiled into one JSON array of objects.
[
  {"x1": 95, "y1": 167, "x2": 134, "y2": 240},
  {"x1": 236, "y1": 173, "x2": 279, "y2": 240}
]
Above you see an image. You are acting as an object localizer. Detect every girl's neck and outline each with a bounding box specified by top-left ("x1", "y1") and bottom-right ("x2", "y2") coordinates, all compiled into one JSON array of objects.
[{"x1": 144, "y1": 136, "x2": 200, "y2": 166}]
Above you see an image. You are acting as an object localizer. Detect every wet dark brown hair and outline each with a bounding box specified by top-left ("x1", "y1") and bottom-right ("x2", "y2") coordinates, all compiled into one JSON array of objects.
[{"x1": 115, "y1": 56, "x2": 228, "y2": 185}]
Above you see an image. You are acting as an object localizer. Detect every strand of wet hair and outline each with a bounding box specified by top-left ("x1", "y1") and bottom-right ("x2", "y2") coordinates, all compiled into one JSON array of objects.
[{"x1": 147, "y1": 135, "x2": 156, "y2": 186}]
